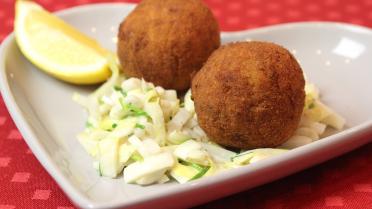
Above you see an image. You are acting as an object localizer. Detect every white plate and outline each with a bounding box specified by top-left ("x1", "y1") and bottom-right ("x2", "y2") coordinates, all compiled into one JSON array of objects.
[{"x1": 1, "y1": 3, "x2": 372, "y2": 209}]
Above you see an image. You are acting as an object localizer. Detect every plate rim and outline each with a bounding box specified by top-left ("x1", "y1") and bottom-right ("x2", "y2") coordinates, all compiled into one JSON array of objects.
[{"x1": 1, "y1": 2, "x2": 372, "y2": 209}]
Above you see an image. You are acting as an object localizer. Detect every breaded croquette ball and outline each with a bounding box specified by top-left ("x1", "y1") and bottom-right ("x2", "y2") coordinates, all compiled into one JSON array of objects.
[
  {"x1": 117, "y1": 0, "x2": 220, "y2": 91},
  {"x1": 192, "y1": 41, "x2": 305, "y2": 149}
]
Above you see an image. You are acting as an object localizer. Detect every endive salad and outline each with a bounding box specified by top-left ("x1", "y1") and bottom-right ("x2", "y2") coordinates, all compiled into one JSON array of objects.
[{"x1": 74, "y1": 60, "x2": 345, "y2": 185}]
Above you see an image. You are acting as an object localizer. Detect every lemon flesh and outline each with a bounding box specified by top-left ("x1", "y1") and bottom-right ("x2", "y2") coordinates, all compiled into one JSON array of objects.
[{"x1": 15, "y1": 0, "x2": 111, "y2": 84}]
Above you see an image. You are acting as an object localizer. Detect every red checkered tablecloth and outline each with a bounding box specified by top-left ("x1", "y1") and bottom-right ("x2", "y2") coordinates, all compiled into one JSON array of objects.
[{"x1": 0, "y1": 0, "x2": 371, "y2": 208}]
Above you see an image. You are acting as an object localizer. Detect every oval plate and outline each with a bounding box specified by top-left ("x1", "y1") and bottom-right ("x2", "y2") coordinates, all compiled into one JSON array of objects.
[{"x1": 1, "y1": 3, "x2": 372, "y2": 209}]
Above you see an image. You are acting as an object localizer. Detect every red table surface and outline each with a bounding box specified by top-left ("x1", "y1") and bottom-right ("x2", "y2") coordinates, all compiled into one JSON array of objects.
[{"x1": 0, "y1": 0, "x2": 372, "y2": 208}]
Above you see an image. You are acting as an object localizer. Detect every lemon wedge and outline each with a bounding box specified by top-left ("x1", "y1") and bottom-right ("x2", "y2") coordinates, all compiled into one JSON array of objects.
[{"x1": 14, "y1": 0, "x2": 111, "y2": 84}]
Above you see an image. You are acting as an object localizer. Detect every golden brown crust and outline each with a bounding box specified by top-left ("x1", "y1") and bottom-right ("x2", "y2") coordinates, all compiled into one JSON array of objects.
[
  {"x1": 117, "y1": 0, "x2": 221, "y2": 91},
  {"x1": 191, "y1": 41, "x2": 305, "y2": 149}
]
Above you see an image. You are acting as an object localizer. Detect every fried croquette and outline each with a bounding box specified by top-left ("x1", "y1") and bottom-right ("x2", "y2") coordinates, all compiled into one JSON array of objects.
[
  {"x1": 192, "y1": 41, "x2": 305, "y2": 149},
  {"x1": 117, "y1": 0, "x2": 220, "y2": 91}
]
